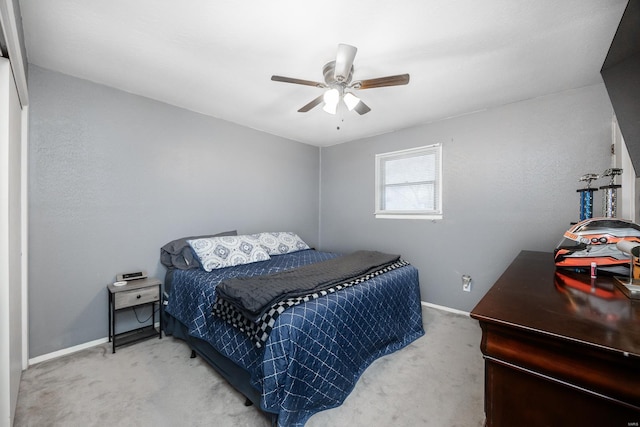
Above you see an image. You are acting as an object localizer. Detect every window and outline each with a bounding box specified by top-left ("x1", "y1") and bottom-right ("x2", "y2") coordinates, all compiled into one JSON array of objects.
[{"x1": 375, "y1": 144, "x2": 442, "y2": 220}]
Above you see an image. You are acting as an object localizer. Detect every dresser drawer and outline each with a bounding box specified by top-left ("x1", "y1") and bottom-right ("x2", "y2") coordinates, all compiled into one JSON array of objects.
[{"x1": 114, "y1": 285, "x2": 159, "y2": 310}]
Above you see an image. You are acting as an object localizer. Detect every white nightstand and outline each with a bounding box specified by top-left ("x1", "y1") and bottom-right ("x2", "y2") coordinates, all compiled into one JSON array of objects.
[{"x1": 107, "y1": 277, "x2": 162, "y2": 353}]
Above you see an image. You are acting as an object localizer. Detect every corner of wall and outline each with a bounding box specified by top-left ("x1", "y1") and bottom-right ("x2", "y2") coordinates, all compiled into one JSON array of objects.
[{"x1": 318, "y1": 146, "x2": 323, "y2": 249}]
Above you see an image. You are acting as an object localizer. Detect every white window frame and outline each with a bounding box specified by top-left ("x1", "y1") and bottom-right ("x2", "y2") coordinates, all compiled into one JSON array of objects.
[{"x1": 375, "y1": 144, "x2": 443, "y2": 220}]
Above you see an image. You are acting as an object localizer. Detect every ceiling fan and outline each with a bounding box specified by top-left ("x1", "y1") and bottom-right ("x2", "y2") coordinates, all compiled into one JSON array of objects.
[{"x1": 271, "y1": 44, "x2": 410, "y2": 115}]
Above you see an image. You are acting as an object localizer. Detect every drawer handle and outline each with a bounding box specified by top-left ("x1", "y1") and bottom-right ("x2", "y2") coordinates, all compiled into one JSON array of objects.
[{"x1": 136, "y1": 294, "x2": 141, "y2": 299}]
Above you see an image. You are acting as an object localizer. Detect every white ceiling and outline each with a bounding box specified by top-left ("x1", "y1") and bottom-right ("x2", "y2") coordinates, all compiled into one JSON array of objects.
[{"x1": 18, "y1": 0, "x2": 628, "y2": 147}]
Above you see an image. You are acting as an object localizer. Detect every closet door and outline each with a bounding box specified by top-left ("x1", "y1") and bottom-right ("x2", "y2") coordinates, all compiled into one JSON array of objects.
[{"x1": 0, "y1": 56, "x2": 23, "y2": 427}]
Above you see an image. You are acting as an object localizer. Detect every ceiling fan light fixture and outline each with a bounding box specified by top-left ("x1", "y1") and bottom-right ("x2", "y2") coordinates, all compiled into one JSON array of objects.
[
  {"x1": 343, "y1": 92, "x2": 360, "y2": 111},
  {"x1": 322, "y1": 88, "x2": 340, "y2": 114},
  {"x1": 322, "y1": 102, "x2": 337, "y2": 115}
]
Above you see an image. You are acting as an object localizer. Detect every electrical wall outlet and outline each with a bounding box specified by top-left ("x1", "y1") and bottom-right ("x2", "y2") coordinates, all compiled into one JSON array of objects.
[{"x1": 462, "y1": 275, "x2": 472, "y2": 292}]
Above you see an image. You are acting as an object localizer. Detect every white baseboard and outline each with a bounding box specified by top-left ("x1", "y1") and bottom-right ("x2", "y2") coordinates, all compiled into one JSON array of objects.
[
  {"x1": 29, "y1": 337, "x2": 109, "y2": 366},
  {"x1": 421, "y1": 301, "x2": 470, "y2": 317},
  {"x1": 29, "y1": 305, "x2": 469, "y2": 366},
  {"x1": 28, "y1": 322, "x2": 161, "y2": 366}
]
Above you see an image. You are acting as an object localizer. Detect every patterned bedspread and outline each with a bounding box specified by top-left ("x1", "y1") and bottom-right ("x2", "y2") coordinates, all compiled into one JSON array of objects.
[{"x1": 164, "y1": 249, "x2": 424, "y2": 426}]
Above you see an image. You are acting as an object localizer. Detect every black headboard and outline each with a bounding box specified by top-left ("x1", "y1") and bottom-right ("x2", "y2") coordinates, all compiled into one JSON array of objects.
[{"x1": 601, "y1": 0, "x2": 640, "y2": 177}]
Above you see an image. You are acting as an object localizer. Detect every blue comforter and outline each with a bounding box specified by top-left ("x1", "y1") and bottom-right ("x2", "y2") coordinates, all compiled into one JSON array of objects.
[{"x1": 164, "y1": 249, "x2": 424, "y2": 426}]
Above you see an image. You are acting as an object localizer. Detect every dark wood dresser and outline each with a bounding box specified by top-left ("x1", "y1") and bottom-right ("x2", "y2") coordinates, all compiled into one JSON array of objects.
[{"x1": 470, "y1": 250, "x2": 640, "y2": 426}]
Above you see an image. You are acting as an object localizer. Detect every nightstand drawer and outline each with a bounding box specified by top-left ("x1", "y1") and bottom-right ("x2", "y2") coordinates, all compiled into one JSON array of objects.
[{"x1": 114, "y1": 286, "x2": 159, "y2": 310}]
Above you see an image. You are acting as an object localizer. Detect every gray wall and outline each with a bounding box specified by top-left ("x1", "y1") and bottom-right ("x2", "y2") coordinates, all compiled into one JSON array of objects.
[
  {"x1": 319, "y1": 84, "x2": 614, "y2": 312},
  {"x1": 28, "y1": 63, "x2": 617, "y2": 356},
  {"x1": 28, "y1": 66, "x2": 320, "y2": 358}
]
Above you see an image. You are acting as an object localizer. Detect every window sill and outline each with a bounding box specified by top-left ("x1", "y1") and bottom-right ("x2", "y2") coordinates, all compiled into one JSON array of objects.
[{"x1": 374, "y1": 213, "x2": 443, "y2": 220}]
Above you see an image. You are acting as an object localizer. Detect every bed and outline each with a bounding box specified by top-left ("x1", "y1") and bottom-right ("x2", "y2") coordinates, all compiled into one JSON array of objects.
[{"x1": 161, "y1": 232, "x2": 424, "y2": 426}]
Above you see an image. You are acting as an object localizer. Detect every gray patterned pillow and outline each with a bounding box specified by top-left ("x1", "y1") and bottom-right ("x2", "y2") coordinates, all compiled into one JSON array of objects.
[
  {"x1": 160, "y1": 230, "x2": 237, "y2": 270},
  {"x1": 187, "y1": 235, "x2": 271, "y2": 272},
  {"x1": 250, "y1": 232, "x2": 310, "y2": 255}
]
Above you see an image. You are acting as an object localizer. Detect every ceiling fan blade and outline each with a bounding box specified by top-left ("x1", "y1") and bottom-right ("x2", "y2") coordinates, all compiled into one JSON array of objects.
[
  {"x1": 334, "y1": 44, "x2": 357, "y2": 82},
  {"x1": 354, "y1": 74, "x2": 410, "y2": 89},
  {"x1": 271, "y1": 75, "x2": 326, "y2": 88},
  {"x1": 298, "y1": 94, "x2": 324, "y2": 112},
  {"x1": 353, "y1": 100, "x2": 371, "y2": 115}
]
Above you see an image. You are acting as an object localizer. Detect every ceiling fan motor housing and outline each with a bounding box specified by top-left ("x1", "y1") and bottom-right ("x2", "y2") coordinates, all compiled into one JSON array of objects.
[{"x1": 323, "y1": 61, "x2": 353, "y2": 87}]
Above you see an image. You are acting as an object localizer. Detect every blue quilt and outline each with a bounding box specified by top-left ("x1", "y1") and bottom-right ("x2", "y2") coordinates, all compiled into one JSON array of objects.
[{"x1": 164, "y1": 249, "x2": 424, "y2": 426}]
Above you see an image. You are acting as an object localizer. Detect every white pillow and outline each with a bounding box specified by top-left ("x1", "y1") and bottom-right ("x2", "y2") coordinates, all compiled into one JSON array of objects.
[
  {"x1": 251, "y1": 232, "x2": 310, "y2": 255},
  {"x1": 187, "y1": 235, "x2": 271, "y2": 272}
]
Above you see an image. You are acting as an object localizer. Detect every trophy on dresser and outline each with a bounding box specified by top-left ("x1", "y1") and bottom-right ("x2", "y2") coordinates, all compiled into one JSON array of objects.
[
  {"x1": 577, "y1": 173, "x2": 599, "y2": 221},
  {"x1": 599, "y1": 168, "x2": 622, "y2": 218}
]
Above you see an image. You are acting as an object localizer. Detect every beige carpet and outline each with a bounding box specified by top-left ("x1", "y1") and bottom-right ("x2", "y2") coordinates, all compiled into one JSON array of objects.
[{"x1": 14, "y1": 306, "x2": 485, "y2": 427}]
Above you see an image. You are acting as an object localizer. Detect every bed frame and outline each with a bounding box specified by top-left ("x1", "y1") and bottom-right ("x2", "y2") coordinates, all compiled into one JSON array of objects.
[{"x1": 163, "y1": 311, "x2": 279, "y2": 426}]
